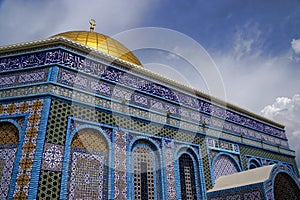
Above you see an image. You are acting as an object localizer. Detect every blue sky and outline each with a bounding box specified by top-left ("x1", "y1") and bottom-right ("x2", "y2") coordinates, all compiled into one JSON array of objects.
[
  {"x1": 144, "y1": 0, "x2": 300, "y2": 56},
  {"x1": 1, "y1": 0, "x2": 300, "y2": 170}
]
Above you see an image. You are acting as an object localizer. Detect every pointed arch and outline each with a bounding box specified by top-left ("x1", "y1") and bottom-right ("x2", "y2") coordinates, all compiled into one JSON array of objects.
[
  {"x1": 129, "y1": 137, "x2": 163, "y2": 200},
  {"x1": 273, "y1": 172, "x2": 300, "y2": 199},
  {"x1": 68, "y1": 128, "x2": 109, "y2": 199},
  {"x1": 60, "y1": 124, "x2": 111, "y2": 200},
  {"x1": 212, "y1": 152, "x2": 241, "y2": 184},
  {"x1": 175, "y1": 146, "x2": 201, "y2": 200}
]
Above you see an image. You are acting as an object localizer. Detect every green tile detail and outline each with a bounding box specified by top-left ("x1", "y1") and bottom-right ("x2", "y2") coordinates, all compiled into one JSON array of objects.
[{"x1": 37, "y1": 170, "x2": 61, "y2": 200}]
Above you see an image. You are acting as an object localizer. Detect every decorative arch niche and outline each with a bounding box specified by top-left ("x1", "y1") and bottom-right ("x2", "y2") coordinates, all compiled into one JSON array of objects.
[
  {"x1": 176, "y1": 147, "x2": 201, "y2": 200},
  {"x1": 273, "y1": 172, "x2": 300, "y2": 199},
  {"x1": 67, "y1": 128, "x2": 109, "y2": 199},
  {"x1": 212, "y1": 153, "x2": 241, "y2": 183},
  {"x1": 130, "y1": 138, "x2": 163, "y2": 200}
]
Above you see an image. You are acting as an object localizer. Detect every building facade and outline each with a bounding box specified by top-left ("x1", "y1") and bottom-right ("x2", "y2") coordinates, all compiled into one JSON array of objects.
[{"x1": 0, "y1": 25, "x2": 299, "y2": 200}]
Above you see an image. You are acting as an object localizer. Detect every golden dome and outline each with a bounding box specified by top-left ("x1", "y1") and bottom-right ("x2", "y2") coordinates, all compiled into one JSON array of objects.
[{"x1": 51, "y1": 30, "x2": 141, "y2": 66}]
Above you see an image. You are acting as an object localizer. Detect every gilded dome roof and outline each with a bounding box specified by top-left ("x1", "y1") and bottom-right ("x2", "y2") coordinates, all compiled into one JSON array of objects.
[{"x1": 51, "y1": 30, "x2": 141, "y2": 66}]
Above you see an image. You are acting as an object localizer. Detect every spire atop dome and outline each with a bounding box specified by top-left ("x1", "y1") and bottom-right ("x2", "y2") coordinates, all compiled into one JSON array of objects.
[{"x1": 89, "y1": 19, "x2": 96, "y2": 32}]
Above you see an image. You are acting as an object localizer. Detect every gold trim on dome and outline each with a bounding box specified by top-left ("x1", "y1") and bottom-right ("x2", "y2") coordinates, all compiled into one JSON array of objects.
[{"x1": 51, "y1": 31, "x2": 142, "y2": 66}]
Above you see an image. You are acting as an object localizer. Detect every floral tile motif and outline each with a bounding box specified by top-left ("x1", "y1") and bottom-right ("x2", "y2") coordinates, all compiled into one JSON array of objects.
[{"x1": 42, "y1": 143, "x2": 64, "y2": 172}]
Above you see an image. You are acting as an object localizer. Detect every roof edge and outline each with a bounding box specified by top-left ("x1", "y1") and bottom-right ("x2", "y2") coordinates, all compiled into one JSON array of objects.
[{"x1": 0, "y1": 37, "x2": 285, "y2": 129}]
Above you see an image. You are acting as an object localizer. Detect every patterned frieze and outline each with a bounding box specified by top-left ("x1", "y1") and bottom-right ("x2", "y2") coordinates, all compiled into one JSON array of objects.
[
  {"x1": 0, "y1": 81, "x2": 290, "y2": 149},
  {"x1": 0, "y1": 74, "x2": 288, "y2": 153},
  {"x1": 55, "y1": 67, "x2": 287, "y2": 145},
  {"x1": 0, "y1": 48, "x2": 286, "y2": 140},
  {"x1": 0, "y1": 67, "x2": 49, "y2": 89}
]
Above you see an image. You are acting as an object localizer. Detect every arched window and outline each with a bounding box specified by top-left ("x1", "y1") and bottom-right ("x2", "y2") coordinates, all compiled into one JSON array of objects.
[
  {"x1": 68, "y1": 128, "x2": 109, "y2": 199},
  {"x1": 131, "y1": 141, "x2": 162, "y2": 200},
  {"x1": 274, "y1": 172, "x2": 300, "y2": 199},
  {"x1": 213, "y1": 154, "x2": 240, "y2": 182},
  {"x1": 178, "y1": 153, "x2": 197, "y2": 200},
  {"x1": 248, "y1": 159, "x2": 261, "y2": 169},
  {"x1": 0, "y1": 122, "x2": 19, "y2": 199}
]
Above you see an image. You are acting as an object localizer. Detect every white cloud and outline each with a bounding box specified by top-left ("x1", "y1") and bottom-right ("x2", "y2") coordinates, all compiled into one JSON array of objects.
[
  {"x1": 261, "y1": 97, "x2": 292, "y2": 119},
  {"x1": 291, "y1": 38, "x2": 300, "y2": 54},
  {"x1": 233, "y1": 22, "x2": 262, "y2": 60},
  {"x1": 0, "y1": 0, "x2": 156, "y2": 46},
  {"x1": 261, "y1": 95, "x2": 300, "y2": 171},
  {"x1": 211, "y1": 48, "x2": 300, "y2": 113},
  {"x1": 206, "y1": 25, "x2": 300, "y2": 170}
]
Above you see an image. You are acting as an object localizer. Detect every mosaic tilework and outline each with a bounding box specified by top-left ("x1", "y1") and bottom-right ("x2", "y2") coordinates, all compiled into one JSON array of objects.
[
  {"x1": 265, "y1": 189, "x2": 273, "y2": 200},
  {"x1": 0, "y1": 122, "x2": 19, "y2": 145},
  {"x1": 39, "y1": 102, "x2": 114, "y2": 199},
  {"x1": 45, "y1": 99, "x2": 204, "y2": 149},
  {"x1": 207, "y1": 186, "x2": 264, "y2": 200},
  {"x1": 46, "y1": 101, "x2": 71, "y2": 145},
  {"x1": 37, "y1": 171, "x2": 61, "y2": 199},
  {"x1": 133, "y1": 146, "x2": 156, "y2": 200},
  {"x1": 13, "y1": 117, "x2": 25, "y2": 131},
  {"x1": 240, "y1": 145, "x2": 299, "y2": 176},
  {"x1": 42, "y1": 143, "x2": 64, "y2": 172},
  {"x1": 179, "y1": 153, "x2": 197, "y2": 200},
  {"x1": 114, "y1": 130, "x2": 127, "y2": 200},
  {"x1": 0, "y1": 68, "x2": 48, "y2": 89},
  {"x1": 207, "y1": 137, "x2": 240, "y2": 154},
  {"x1": 198, "y1": 139, "x2": 213, "y2": 191},
  {"x1": 68, "y1": 128, "x2": 109, "y2": 199},
  {"x1": 71, "y1": 128, "x2": 108, "y2": 152},
  {"x1": 274, "y1": 172, "x2": 300, "y2": 199},
  {"x1": 0, "y1": 100, "x2": 44, "y2": 199},
  {"x1": 163, "y1": 140, "x2": 177, "y2": 199},
  {"x1": 0, "y1": 49, "x2": 286, "y2": 140},
  {"x1": 213, "y1": 154, "x2": 239, "y2": 181},
  {"x1": 56, "y1": 67, "x2": 286, "y2": 144},
  {"x1": 1, "y1": 80, "x2": 289, "y2": 151},
  {"x1": 0, "y1": 148, "x2": 17, "y2": 199},
  {"x1": 265, "y1": 164, "x2": 300, "y2": 199},
  {"x1": 248, "y1": 159, "x2": 261, "y2": 169},
  {"x1": 245, "y1": 155, "x2": 296, "y2": 173},
  {"x1": 47, "y1": 80, "x2": 288, "y2": 148},
  {"x1": 40, "y1": 99, "x2": 296, "y2": 197},
  {"x1": 69, "y1": 152, "x2": 105, "y2": 200},
  {"x1": 70, "y1": 119, "x2": 113, "y2": 144}
]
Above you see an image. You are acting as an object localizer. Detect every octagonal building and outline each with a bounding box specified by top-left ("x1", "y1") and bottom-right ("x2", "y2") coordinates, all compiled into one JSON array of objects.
[{"x1": 0, "y1": 23, "x2": 299, "y2": 200}]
